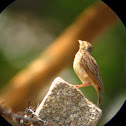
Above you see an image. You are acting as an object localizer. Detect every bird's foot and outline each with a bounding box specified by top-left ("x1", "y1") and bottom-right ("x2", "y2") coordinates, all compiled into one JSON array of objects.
[{"x1": 75, "y1": 83, "x2": 91, "y2": 88}]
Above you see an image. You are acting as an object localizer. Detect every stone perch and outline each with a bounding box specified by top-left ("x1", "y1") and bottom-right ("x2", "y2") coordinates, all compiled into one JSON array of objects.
[{"x1": 35, "y1": 77, "x2": 102, "y2": 126}]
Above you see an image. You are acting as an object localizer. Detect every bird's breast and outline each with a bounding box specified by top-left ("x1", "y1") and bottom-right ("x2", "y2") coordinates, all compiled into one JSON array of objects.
[{"x1": 73, "y1": 53, "x2": 89, "y2": 84}]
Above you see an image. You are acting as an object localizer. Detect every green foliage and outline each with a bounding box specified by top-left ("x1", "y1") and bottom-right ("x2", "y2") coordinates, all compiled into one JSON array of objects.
[
  {"x1": 0, "y1": 51, "x2": 19, "y2": 89},
  {"x1": 40, "y1": 0, "x2": 97, "y2": 27},
  {"x1": 9, "y1": 0, "x2": 98, "y2": 28}
]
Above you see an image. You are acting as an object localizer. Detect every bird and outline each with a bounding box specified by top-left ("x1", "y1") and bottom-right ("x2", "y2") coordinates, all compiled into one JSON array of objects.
[{"x1": 73, "y1": 40, "x2": 104, "y2": 105}]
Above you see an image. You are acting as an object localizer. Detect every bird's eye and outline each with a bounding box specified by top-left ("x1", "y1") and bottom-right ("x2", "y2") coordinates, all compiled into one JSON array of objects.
[{"x1": 87, "y1": 46, "x2": 92, "y2": 52}]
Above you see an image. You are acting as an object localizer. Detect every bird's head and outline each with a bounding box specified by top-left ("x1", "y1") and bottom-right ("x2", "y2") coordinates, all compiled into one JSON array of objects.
[{"x1": 78, "y1": 40, "x2": 92, "y2": 53}]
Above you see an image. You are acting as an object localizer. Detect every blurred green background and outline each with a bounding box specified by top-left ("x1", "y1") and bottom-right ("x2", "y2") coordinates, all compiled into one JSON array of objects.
[{"x1": 0, "y1": 0, "x2": 126, "y2": 125}]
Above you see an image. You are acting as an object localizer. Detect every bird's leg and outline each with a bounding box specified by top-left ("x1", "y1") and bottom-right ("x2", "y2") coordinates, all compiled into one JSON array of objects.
[{"x1": 75, "y1": 83, "x2": 91, "y2": 88}]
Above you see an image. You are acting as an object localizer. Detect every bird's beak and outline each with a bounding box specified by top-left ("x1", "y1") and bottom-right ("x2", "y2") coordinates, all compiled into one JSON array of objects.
[{"x1": 78, "y1": 40, "x2": 83, "y2": 45}]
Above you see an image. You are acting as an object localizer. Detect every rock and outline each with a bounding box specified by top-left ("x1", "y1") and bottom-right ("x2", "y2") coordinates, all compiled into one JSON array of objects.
[{"x1": 35, "y1": 77, "x2": 102, "y2": 126}]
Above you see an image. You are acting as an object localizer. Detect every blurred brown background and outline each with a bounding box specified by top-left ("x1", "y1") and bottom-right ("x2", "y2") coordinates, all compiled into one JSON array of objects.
[{"x1": 0, "y1": 0, "x2": 125, "y2": 125}]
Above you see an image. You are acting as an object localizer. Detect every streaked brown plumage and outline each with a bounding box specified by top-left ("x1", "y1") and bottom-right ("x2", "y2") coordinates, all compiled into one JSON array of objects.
[{"x1": 73, "y1": 40, "x2": 104, "y2": 105}]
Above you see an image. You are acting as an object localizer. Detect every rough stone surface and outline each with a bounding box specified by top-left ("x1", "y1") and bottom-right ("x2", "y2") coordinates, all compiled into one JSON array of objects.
[{"x1": 35, "y1": 77, "x2": 102, "y2": 126}]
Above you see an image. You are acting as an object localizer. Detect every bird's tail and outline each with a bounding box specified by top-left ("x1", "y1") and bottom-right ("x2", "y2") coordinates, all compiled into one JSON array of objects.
[
  {"x1": 93, "y1": 84, "x2": 102, "y2": 106},
  {"x1": 97, "y1": 87, "x2": 101, "y2": 106}
]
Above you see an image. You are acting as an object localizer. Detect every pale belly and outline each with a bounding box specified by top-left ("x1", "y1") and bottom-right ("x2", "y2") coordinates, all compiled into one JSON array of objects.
[{"x1": 73, "y1": 54, "x2": 90, "y2": 84}]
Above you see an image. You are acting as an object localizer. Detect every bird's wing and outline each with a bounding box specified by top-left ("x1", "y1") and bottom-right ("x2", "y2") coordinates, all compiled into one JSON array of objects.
[{"x1": 80, "y1": 52, "x2": 104, "y2": 92}]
